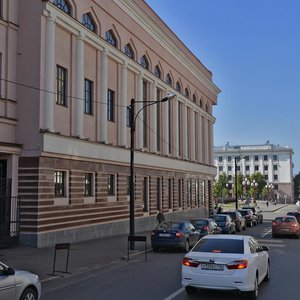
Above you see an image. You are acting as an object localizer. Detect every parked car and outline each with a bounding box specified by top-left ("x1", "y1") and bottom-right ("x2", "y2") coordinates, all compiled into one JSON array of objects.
[
  {"x1": 221, "y1": 211, "x2": 246, "y2": 232},
  {"x1": 272, "y1": 216, "x2": 300, "y2": 238},
  {"x1": 190, "y1": 218, "x2": 222, "y2": 237},
  {"x1": 211, "y1": 214, "x2": 236, "y2": 234},
  {"x1": 182, "y1": 234, "x2": 270, "y2": 299},
  {"x1": 287, "y1": 211, "x2": 300, "y2": 223},
  {"x1": 238, "y1": 209, "x2": 258, "y2": 227},
  {"x1": 242, "y1": 206, "x2": 263, "y2": 224},
  {"x1": 0, "y1": 261, "x2": 41, "y2": 300},
  {"x1": 151, "y1": 221, "x2": 201, "y2": 252}
]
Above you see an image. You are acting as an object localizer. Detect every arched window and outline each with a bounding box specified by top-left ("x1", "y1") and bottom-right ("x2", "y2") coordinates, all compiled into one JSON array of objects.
[
  {"x1": 185, "y1": 88, "x2": 189, "y2": 99},
  {"x1": 192, "y1": 93, "x2": 197, "y2": 102},
  {"x1": 53, "y1": 0, "x2": 71, "y2": 15},
  {"x1": 140, "y1": 55, "x2": 149, "y2": 70},
  {"x1": 124, "y1": 44, "x2": 134, "y2": 59},
  {"x1": 105, "y1": 30, "x2": 117, "y2": 47},
  {"x1": 154, "y1": 65, "x2": 161, "y2": 78},
  {"x1": 166, "y1": 74, "x2": 172, "y2": 85},
  {"x1": 200, "y1": 99, "x2": 203, "y2": 108},
  {"x1": 206, "y1": 104, "x2": 209, "y2": 112},
  {"x1": 82, "y1": 13, "x2": 96, "y2": 33},
  {"x1": 176, "y1": 81, "x2": 181, "y2": 93}
]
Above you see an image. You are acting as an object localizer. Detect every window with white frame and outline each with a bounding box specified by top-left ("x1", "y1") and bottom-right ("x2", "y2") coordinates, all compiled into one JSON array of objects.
[
  {"x1": 84, "y1": 79, "x2": 93, "y2": 115},
  {"x1": 107, "y1": 174, "x2": 116, "y2": 196},
  {"x1": 143, "y1": 177, "x2": 149, "y2": 212},
  {"x1": 82, "y1": 13, "x2": 96, "y2": 32},
  {"x1": 107, "y1": 89, "x2": 115, "y2": 122},
  {"x1": 84, "y1": 173, "x2": 93, "y2": 196},
  {"x1": 54, "y1": 170, "x2": 66, "y2": 197},
  {"x1": 56, "y1": 65, "x2": 67, "y2": 106},
  {"x1": 53, "y1": 0, "x2": 71, "y2": 15}
]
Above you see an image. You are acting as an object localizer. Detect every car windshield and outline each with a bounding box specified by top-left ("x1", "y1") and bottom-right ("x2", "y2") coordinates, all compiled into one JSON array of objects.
[
  {"x1": 287, "y1": 212, "x2": 300, "y2": 217},
  {"x1": 191, "y1": 220, "x2": 208, "y2": 226},
  {"x1": 239, "y1": 210, "x2": 251, "y2": 216},
  {"x1": 156, "y1": 222, "x2": 183, "y2": 230},
  {"x1": 192, "y1": 238, "x2": 244, "y2": 254},
  {"x1": 212, "y1": 215, "x2": 226, "y2": 222},
  {"x1": 275, "y1": 217, "x2": 296, "y2": 223}
]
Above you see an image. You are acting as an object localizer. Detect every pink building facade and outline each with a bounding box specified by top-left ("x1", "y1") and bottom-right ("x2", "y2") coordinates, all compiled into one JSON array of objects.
[{"x1": 0, "y1": 0, "x2": 220, "y2": 247}]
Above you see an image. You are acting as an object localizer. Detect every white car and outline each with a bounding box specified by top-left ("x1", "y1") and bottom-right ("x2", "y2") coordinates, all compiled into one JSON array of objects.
[
  {"x1": 0, "y1": 261, "x2": 41, "y2": 300},
  {"x1": 181, "y1": 235, "x2": 270, "y2": 299}
]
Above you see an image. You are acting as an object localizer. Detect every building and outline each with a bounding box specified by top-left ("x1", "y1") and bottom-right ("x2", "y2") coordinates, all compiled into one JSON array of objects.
[
  {"x1": 0, "y1": 0, "x2": 220, "y2": 247},
  {"x1": 214, "y1": 142, "x2": 294, "y2": 202}
]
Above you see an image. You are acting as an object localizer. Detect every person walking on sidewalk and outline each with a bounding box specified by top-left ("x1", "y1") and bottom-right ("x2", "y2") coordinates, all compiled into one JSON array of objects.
[{"x1": 156, "y1": 210, "x2": 165, "y2": 224}]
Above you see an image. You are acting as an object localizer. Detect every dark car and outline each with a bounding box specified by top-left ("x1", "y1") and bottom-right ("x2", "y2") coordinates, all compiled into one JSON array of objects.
[
  {"x1": 190, "y1": 218, "x2": 222, "y2": 237},
  {"x1": 238, "y1": 209, "x2": 258, "y2": 227},
  {"x1": 211, "y1": 214, "x2": 236, "y2": 234},
  {"x1": 287, "y1": 211, "x2": 300, "y2": 223},
  {"x1": 242, "y1": 206, "x2": 263, "y2": 224},
  {"x1": 151, "y1": 221, "x2": 200, "y2": 252},
  {"x1": 221, "y1": 211, "x2": 246, "y2": 232}
]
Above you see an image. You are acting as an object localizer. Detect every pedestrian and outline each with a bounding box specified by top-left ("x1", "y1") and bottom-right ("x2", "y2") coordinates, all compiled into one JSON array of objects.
[
  {"x1": 156, "y1": 209, "x2": 165, "y2": 224},
  {"x1": 217, "y1": 206, "x2": 222, "y2": 214},
  {"x1": 266, "y1": 201, "x2": 269, "y2": 207}
]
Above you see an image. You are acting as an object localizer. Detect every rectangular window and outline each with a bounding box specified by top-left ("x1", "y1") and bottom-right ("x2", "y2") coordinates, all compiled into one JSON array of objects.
[
  {"x1": 245, "y1": 156, "x2": 249, "y2": 161},
  {"x1": 143, "y1": 177, "x2": 149, "y2": 212},
  {"x1": 187, "y1": 179, "x2": 192, "y2": 207},
  {"x1": 84, "y1": 173, "x2": 93, "y2": 196},
  {"x1": 264, "y1": 175, "x2": 268, "y2": 180},
  {"x1": 228, "y1": 166, "x2": 232, "y2": 172},
  {"x1": 228, "y1": 175, "x2": 232, "y2": 181},
  {"x1": 274, "y1": 174, "x2": 278, "y2": 181},
  {"x1": 168, "y1": 178, "x2": 173, "y2": 209},
  {"x1": 107, "y1": 89, "x2": 115, "y2": 121},
  {"x1": 0, "y1": 53, "x2": 2, "y2": 97},
  {"x1": 107, "y1": 174, "x2": 115, "y2": 196},
  {"x1": 126, "y1": 176, "x2": 130, "y2": 196},
  {"x1": 218, "y1": 156, "x2": 223, "y2": 162},
  {"x1": 54, "y1": 171, "x2": 66, "y2": 197},
  {"x1": 56, "y1": 65, "x2": 67, "y2": 106},
  {"x1": 84, "y1": 79, "x2": 93, "y2": 114},
  {"x1": 246, "y1": 165, "x2": 250, "y2": 171},
  {"x1": 273, "y1": 165, "x2": 278, "y2": 171},
  {"x1": 264, "y1": 155, "x2": 268, "y2": 161},
  {"x1": 126, "y1": 106, "x2": 131, "y2": 128},
  {"x1": 255, "y1": 155, "x2": 259, "y2": 161},
  {"x1": 157, "y1": 178, "x2": 161, "y2": 210},
  {"x1": 255, "y1": 165, "x2": 259, "y2": 171},
  {"x1": 0, "y1": 1, "x2": 3, "y2": 19},
  {"x1": 219, "y1": 166, "x2": 223, "y2": 172},
  {"x1": 143, "y1": 81, "x2": 148, "y2": 148},
  {"x1": 273, "y1": 155, "x2": 278, "y2": 161},
  {"x1": 227, "y1": 156, "x2": 231, "y2": 162},
  {"x1": 178, "y1": 179, "x2": 182, "y2": 208},
  {"x1": 237, "y1": 166, "x2": 241, "y2": 171},
  {"x1": 264, "y1": 165, "x2": 268, "y2": 171}
]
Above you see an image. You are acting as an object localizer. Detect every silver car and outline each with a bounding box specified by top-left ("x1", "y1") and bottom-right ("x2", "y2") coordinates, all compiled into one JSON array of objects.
[{"x1": 0, "y1": 261, "x2": 41, "y2": 300}]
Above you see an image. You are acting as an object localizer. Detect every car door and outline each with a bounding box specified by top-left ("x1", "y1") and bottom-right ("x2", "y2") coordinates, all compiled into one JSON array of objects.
[
  {"x1": 251, "y1": 238, "x2": 268, "y2": 283},
  {"x1": 0, "y1": 264, "x2": 16, "y2": 300}
]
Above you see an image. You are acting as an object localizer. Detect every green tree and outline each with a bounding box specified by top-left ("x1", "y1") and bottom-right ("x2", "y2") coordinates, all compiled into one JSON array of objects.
[
  {"x1": 213, "y1": 174, "x2": 229, "y2": 199},
  {"x1": 294, "y1": 172, "x2": 300, "y2": 202},
  {"x1": 249, "y1": 173, "x2": 266, "y2": 199}
]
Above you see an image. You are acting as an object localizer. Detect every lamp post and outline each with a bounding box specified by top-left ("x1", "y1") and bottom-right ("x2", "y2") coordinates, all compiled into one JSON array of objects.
[
  {"x1": 251, "y1": 180, "x2": 258, "y2": 202},
  {"x1": 242, "y1": 178, "x2": 250, "y2": 201},
  {"x1": 129, "y1": 93, "x2": 175, "y2": 250},
  {"x1": 234, "y1": 157, "x2": 238, "y2": 210}
]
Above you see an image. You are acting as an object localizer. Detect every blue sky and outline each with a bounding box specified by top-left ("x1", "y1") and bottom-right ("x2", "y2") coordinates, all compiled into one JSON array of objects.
[{"x1": 145, "y1": 0, "x2": 300, "y2": 175}]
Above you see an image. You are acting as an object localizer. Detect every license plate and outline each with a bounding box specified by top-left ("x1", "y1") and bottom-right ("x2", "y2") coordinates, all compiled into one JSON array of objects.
[
  {"x1": 281, "y1": 228, "x2": 290, "y2": 231},
  {"x1": 201, "y1": 263, "x2": 224, "y2": 271},
  {"x1": 159, "y1": 233, "x2": 171, "y2": 237}
]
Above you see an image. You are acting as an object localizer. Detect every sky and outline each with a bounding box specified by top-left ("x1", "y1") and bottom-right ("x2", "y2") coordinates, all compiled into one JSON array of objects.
[{"x1": 145, "y1": 0, "x2": 300, "y2": 175}]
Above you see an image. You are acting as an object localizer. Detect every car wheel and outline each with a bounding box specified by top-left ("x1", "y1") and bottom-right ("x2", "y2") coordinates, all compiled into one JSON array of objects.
[
  {"x1": 185, "y1": 286, "x2": 196, "y2": 295},
  {"x1": 184, "y1": 240, "x2": 190, "y2": 252},
  {"x1": 20, "y1": 287, "x2": 38, "y2": 300},
  {"x1": 248, "y1": 275, "x2": 259, "y2": 299},
  {"x1": 264, "y1": 262, "x2": 270, "y2": 282}
]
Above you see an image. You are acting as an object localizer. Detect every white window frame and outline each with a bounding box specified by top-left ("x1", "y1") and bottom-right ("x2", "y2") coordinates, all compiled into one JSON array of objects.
[
  {"x1": 107, "y1": 173, "x2": 117, "y2": 202},
  {"x1": 84, "y1": 172, "x2": 95, "y2": 204},
  {"x1": 54, "y1": 170, "x2": 69, "y2": 206}
]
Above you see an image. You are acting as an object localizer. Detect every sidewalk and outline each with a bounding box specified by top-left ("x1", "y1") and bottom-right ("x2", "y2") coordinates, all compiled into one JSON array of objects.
[{"x1": 0, "y1": 231, "x2": 153, "y2": 282}]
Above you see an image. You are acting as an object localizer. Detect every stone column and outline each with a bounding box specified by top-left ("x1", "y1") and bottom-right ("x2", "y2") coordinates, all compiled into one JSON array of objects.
[
  {"x1": 191, "y1": 110, "x2": 195, "y2": 161},
  {"x1": 44, "y1": 13, "x2": 56, "y2": 132},
  {"x1": 119, "y1": 63, "x2": 128, "y2": 147},
  {"x1": 182, "y1": 103, "x2": 188, "y2": 159},
  {"x1": 205, "y1": 118, "x2": 209, "y2": 164},
  {"x1": 100, "y1": 50, "x2": 108, "y2": 143},
  {"x1": 151, "y1": 83, "x2": 157, "y2": 153},
  {"x1": 75, "y1": 33, "x2": 84, "y2": 138},
  {"x1": 198, "y1": 114, "x2": 203, "y2": 163},
  {"x1": 173, "y1": 97, "x2": 179, "y2": 158},
  {"x1": 163, "y1": 91, "x2": 169, "y2": 156},
  {"x1": 136, "y1": 73, "x2": 143, "y2": 150}
]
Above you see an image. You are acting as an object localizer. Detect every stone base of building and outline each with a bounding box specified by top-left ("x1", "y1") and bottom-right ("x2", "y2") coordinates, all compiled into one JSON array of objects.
[{"x1": 19, "y1": 207, "x2": 208, "y2": 248}]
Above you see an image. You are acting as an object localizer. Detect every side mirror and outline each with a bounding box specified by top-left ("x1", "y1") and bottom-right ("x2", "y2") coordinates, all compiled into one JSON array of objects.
[
  {"x1": 261, "y1": 245, "x2": 270, "y2": 252},
  {"x1": 6, "y1": 267, "x2": 15, "y2": 275}
]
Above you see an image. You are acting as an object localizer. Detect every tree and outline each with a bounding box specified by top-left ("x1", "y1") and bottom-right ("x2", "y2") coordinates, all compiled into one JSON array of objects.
[
  {"x1": 213, "y1": 174, "x2": 229, "y2": 200},
  {"x1": 294, "y1": 172, "x2": 300, "y2": 201},
  {"x1": 249, "y1": 173, "x2": 266, "y2": 199}
]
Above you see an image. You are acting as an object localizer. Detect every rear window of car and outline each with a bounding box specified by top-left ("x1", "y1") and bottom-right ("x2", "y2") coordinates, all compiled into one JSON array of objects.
[
  {"x1": 239, "y1": 210, "x2": 251, "y2": 216},
  {"x1": 287, "y1": 212, "x2": 300, "y2": 217},
  {"x1": 212, "y1": 215, "x2": 226, "y2": 222},
  {"x1": 192, "y1": 238, "x2": 244, "y2": 254},
  {"x1": 156, "y1": 222, "x2": 183, "y2": 230},
  {"x1": 275, "y1": 217, "x2": 296, "y2": 223},
  {"x1": 191, "y1": 220, "x2": 208, "y2": 226},
  {"x1": 223, "y1": 212, "x2": 235, "y2": 219}
]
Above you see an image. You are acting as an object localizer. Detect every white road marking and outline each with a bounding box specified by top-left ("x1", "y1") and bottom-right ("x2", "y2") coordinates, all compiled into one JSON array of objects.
[
  {"x1": 261, "y1": 229, "x2": 272, "y2": 237},
  {"x1": 163, "y1": 287, "x2": 185, "y2": 300}
]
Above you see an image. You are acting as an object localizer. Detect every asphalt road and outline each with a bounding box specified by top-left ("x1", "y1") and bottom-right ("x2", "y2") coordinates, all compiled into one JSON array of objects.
[{"x1": 41, "y1": 206, "x2": 299, "y2": 300}]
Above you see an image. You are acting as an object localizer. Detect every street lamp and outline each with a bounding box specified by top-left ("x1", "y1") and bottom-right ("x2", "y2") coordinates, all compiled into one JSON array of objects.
[
  {"x1": 242, "y1": 178, "x2": 250, "y2": 200},
  {"x1": 250, "y1": 180, "x2": 258, "y2": 202},
  {"x1": 129, "y1": 93, "x2": 175, "y2": 250}
]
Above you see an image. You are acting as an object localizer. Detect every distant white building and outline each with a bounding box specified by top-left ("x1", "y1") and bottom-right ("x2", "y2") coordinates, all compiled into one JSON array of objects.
[{"x1": 214, "y1": 141, "x2": 294, "y2": 202}]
